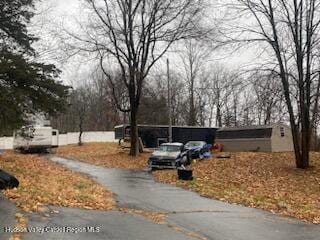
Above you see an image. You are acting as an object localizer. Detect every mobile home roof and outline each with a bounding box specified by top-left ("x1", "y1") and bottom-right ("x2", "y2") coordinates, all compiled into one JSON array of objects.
[{"x1": 114, "y1": 124, "x2": 217, "y2": 129}]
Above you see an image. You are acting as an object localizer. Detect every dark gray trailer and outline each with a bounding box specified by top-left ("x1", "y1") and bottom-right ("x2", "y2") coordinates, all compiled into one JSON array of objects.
[{"x1": 115, "y1": 124, "x2": 217, "y2": 148}]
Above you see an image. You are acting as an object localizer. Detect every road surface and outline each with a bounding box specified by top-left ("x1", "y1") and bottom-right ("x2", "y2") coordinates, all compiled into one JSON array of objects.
[{"x1": 0, "y1": 193, "x2": 17, "y2": 240}]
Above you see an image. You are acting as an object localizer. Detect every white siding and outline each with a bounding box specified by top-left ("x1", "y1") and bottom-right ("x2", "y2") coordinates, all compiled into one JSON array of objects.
[
  {"x1": 58, "y1": 131, "x2": 116, "y2": 146},
  {"x1": 271, "y1": 124, "x2": 294, "y2": 152},
  {"x1": 52, "y1": 130, "x2": 59, "y2": 147}
]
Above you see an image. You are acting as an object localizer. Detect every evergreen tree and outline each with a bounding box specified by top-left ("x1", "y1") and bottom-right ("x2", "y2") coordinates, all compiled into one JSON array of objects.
[{"x1": 0, "y1": 0, "x2": 69, "y2": 135}]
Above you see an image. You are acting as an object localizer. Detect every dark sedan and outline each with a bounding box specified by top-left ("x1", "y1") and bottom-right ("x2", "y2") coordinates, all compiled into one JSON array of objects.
[{"x1": 184, "y1": 141, "x2": 212, "y2": 159}]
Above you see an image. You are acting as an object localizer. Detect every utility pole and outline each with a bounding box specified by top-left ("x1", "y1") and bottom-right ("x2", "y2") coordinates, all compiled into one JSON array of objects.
[{"x1": 167, "y1": 58, "x2": 172, "y2": 143}]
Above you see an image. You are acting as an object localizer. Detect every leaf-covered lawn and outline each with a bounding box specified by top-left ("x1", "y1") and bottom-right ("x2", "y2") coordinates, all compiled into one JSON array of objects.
[
  {"x1": 55, "y1": 143, "x2": 320, "y2": 223},
  {"x1": 56, "y1": 143, "x2": 148, "y2": 169},
  {"x1": 0, "y1": 151, "x2": 114, "y2": 213},
  {"x1": 153, "y1": 152, "x2": 320, "y2": 224}
]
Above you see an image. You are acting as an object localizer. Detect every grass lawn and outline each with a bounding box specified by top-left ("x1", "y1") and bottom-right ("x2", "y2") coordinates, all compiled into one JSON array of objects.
[{"x1": 56, "y1": 143, "x2": 320, "y2": 224}]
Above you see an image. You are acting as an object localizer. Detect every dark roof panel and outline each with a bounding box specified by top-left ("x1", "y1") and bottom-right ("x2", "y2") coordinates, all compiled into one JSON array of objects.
[
  {"x1": 217, "y1": 125, "x2": 274, "y2": 131},
  {"x1": 114, "y1": 124, "x2": 218, "y2": 130},
  {"x1": 216, "y1": 128, "x2": 272, "y2": 139}
]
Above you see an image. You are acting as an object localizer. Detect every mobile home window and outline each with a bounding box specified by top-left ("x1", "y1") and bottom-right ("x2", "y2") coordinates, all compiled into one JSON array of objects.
[
  {"x1": 280, "y1": 127, "x2": 285, "y2": 137},
  {"x1": 52, "y1": 131, "x2": 57, "y2": 136}
]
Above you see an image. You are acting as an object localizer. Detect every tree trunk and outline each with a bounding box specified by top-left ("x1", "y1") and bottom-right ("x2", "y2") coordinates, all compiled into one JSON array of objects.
[
  {"x1": 269, "y1": 21, "x2": 309, "y2": 168},
  {"x1": 129, "y1": 102, "x2": 139, "y2": 156},
  {"x1": 233, "y1": 102, "x2": 237, "y2": 126},
  {"x1": 313, "y1": 127, "x2": 318, "y2": 151},
  {"x1": 264, "y1": 105, "x2": 271, "y2": 125},
  {"x1": 189, "y1": 82, "x2": 196, "y2": 126},
  {"x1": 78, "y1": 116, "x2": 83, "y2": 146},
  {"x1": 279, "y1": 71, "x2": 305, "y2": 168},
  {"x1": 300, "y1": 109, "x2": 310, "y2": 168},
  {"x1": 216, "y1": 105, "x2": 222, "y2": 127}
]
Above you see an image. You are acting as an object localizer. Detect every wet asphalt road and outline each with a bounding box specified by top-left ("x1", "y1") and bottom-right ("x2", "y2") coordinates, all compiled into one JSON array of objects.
[
  {"x1": 24, "y1": 156, "x2": 320, "y2": 240},
  {"x1": 23, "y1": 207, "x2": 195, "y2": 240},
  {"x1": 0, "y1": 193, "x2": 17, "y2": 240}
]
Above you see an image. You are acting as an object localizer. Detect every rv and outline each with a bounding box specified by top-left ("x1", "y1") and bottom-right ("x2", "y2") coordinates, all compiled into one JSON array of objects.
[{"x1": 13, "y1": 126, "x2": 59, "y2": 153}]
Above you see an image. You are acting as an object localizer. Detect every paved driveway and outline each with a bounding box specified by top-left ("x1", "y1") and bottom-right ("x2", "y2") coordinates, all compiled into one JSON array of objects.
[
  {"x1": 24, "y1": 156, "x2": 320, "y2": 240},
  {"x1": 0, "y1": 193, "x2": 17, "y2": 240},
  {"x1": 23, "y1": 207, "x2": 195, "y2": 240}
]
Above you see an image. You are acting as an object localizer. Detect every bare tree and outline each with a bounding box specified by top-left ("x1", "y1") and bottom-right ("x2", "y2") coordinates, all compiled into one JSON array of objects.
[
  {"x1": 67, "y1": 0, "x2": 208, "y2": 155},
  {"x1": 196, "y1": 71, "x2": 211, "y2": 126},
  {"x1": 166, "y1": 71, "x2": 188, "y2": 125},
  {"x1": 228, "y1": 0, "x2": 320, "y2": 168},
  {"x1": 51, "y1": 70, "x2": 122, "y2": 134},
  {"x1": 238, "y1": 88, "x2": 256, "y2": 125},
  {"x1": 179, "y1": 39, "x2": 212, "y2": 125},
  {"x1": 249, "y1": 70, "x2": 285, "y2": 125},
  {"x1": 205, "y1": 65, "x2": 241, "y2": 127},
  {"x1": 72, "y1": 88, "x2": 89, "y2": 146}
]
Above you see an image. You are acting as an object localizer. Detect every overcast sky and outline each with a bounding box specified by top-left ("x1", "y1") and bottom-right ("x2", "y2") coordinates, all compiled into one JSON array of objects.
[
  {"x1": 49, "y1": 0, "x2": 79, "y2": 14},
  {"x1": 34, "y1": 0, "x2": 257, "y2": 86}
]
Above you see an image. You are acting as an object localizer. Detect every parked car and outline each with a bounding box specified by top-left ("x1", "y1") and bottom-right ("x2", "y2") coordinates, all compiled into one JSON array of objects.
[
  {"x1": 148, "y1": 142, "x2": 191, "y2": 170},
  {"x1": 184, "y1": 141, "x2": 212, "y2": 159}
]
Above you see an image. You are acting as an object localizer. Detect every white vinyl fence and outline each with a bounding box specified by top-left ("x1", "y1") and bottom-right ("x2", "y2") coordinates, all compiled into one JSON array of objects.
[
  {"x1": 0, "y1": 137, "x2": 13, "y2": 150},
  {"x1": 0, "y1": 131, "x2": 116, "y2": 150}
]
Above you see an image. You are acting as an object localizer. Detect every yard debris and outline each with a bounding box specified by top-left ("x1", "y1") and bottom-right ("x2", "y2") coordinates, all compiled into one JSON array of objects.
[
  {"x1": 216, "y1": 152, "x2": 231, "y2": 159},
  {"x1": 119, "y1": 137, "x2": 144, "y2": 153},
  {"x1": 201, "y1": 152, "x2": 212, "y2": 159}
]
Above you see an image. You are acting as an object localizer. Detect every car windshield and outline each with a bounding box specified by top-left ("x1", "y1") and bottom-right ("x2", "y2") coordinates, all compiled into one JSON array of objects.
[
  {"x1": 185, "y1": 141, "x2": 205, "y2": 147},
  {"x1": 159, "y1": 145, "x2": 181, "y2": 152}
]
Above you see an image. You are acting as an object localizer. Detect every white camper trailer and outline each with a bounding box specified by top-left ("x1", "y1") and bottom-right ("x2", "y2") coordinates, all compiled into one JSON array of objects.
[{"x1": 13, "y1": 126, "x2": 59, "y2": 152}]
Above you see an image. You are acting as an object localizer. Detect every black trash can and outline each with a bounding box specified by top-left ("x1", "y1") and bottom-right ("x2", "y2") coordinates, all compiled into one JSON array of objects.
[
  {"x1": 0, "y1": 170, "x2": 19, "y2": 190},
  {"x1": 177, "y1": 167, "x2": 193, "y2": 181}
]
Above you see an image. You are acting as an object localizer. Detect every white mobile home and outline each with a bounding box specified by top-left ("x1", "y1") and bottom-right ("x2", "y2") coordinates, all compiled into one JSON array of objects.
[
  {"x1": 13, "y1": 126, "x2": 59, "y2": 152},
  {"x1": 215, "y1": 123, "x2": 293, "y2": 152}
]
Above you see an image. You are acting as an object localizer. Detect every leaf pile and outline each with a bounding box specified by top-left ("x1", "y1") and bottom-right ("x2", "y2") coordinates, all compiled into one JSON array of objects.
[
  {"x1": 153, "y1": 152, "x2": 320, "y2": 224},
  {"x1": 10, "y1": 212, "x2": 28, "y2": 240},
  {"x1": 0, "y1": 151, "x2": 114, "y2": 212},
  {"x1": 57, "y1": 143, "x2": 148, "y2": 169}
]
